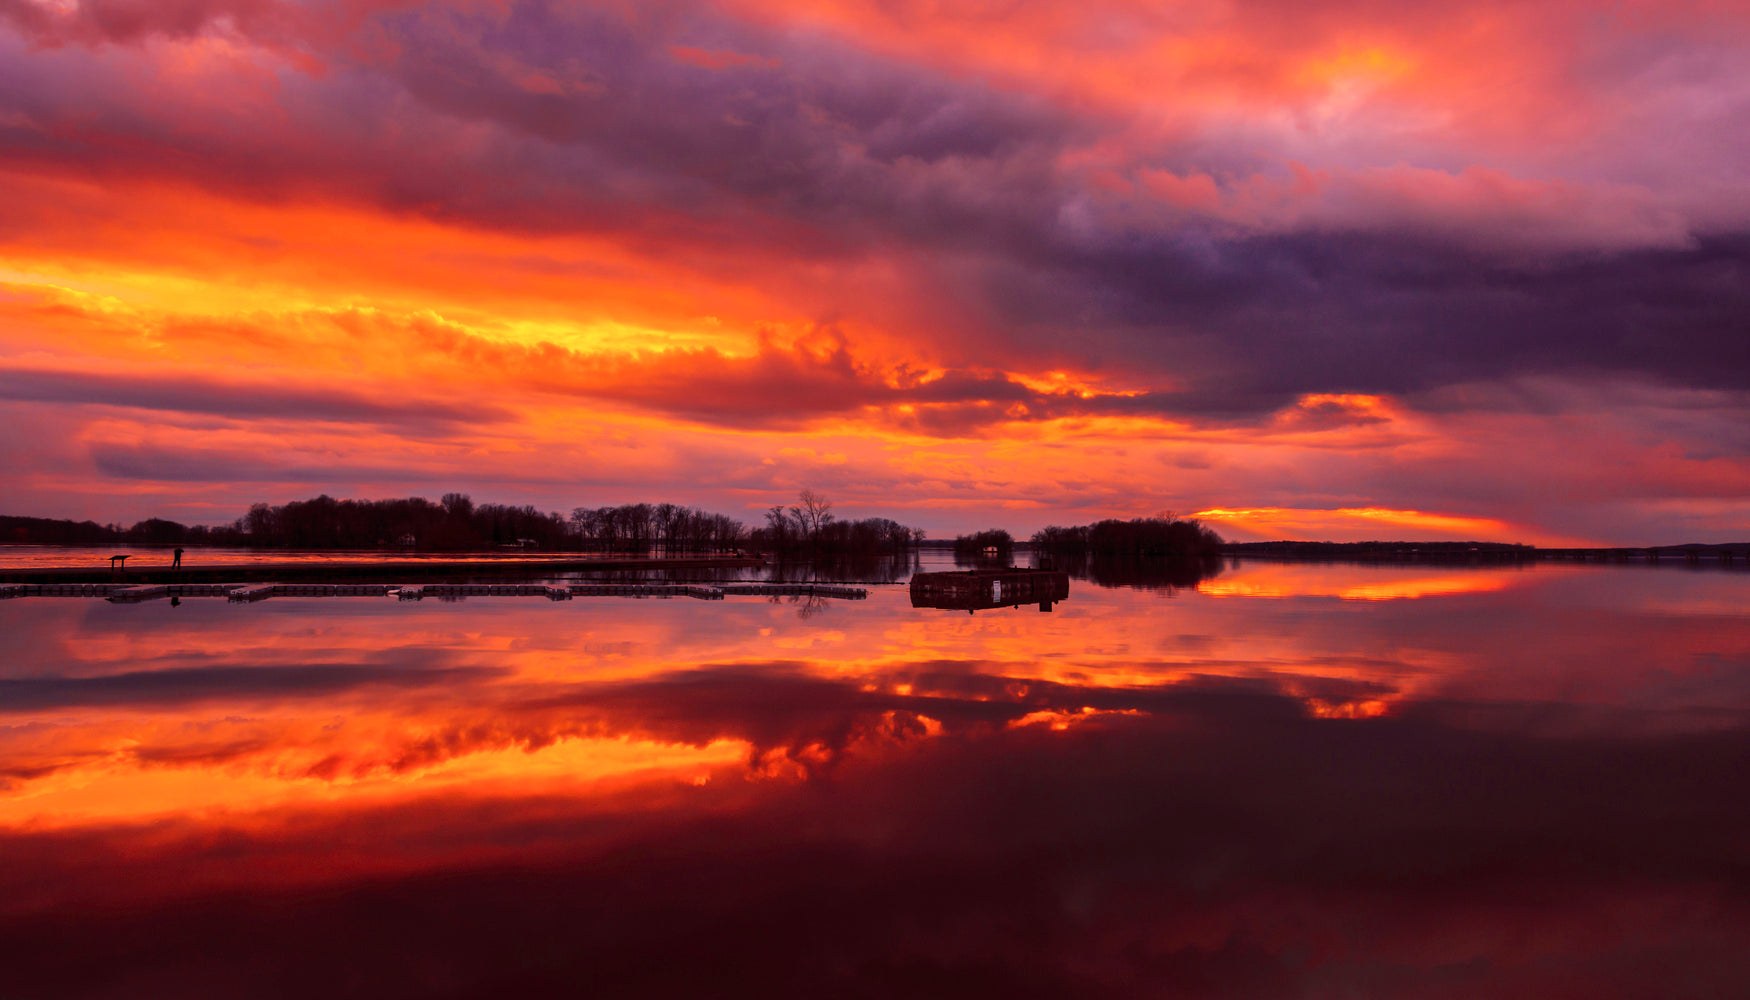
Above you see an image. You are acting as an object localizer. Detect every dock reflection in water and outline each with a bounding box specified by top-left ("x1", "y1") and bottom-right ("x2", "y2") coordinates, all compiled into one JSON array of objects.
[{"x1": 2, "y1": 560, "x2": 1749, "y2": 997}]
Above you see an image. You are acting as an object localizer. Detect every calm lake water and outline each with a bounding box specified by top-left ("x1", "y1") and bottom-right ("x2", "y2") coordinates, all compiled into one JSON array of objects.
[{"x1": 3, "y1": 558, "x2": 1748, "y2": 998}]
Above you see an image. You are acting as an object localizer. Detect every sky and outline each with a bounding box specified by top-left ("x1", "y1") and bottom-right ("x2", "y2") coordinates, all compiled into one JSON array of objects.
[{"x1": 0, "y1": 0, "x2": 1746, "y2": 544}]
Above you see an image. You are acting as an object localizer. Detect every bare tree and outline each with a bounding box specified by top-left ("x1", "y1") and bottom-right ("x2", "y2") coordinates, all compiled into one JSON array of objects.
[
  {"x1": 790, "y1": 489, "x2": 834, "y2": 541},
  {"x1": 653, "y1": 502, "x2": 680, "y2": 552}
]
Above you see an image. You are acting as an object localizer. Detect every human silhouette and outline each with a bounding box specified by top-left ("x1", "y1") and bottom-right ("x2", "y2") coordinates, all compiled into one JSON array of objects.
[{"x1": 172, "y1": 547, "x2": 184, "y2": 569}]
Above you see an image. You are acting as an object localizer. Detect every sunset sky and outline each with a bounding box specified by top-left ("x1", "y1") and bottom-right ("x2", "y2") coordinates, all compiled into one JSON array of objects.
[{"x1": 2, "y1": 0, "x2": 1747, "y2": 543}]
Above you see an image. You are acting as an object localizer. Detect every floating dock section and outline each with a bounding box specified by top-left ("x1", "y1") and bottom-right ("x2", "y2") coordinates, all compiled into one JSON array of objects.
[
  {"x1": 720, "y1": 583, "x2": 866, "y2": 598},
  {"x1": 6, "y1": 583, "x2": 130, "y2": 598},
  {"x1": 229, "y1": 583, "x2": 393, "y2": 602},
  {"x1": 565, "y1": 583, "x2": 723, "y2": 600},
  {"x1": 107, "y1": 585, "x2": 170, "y2": 603},
  {"x1": 910, "y1": 569, "x2": 1070, "y2": 612}
]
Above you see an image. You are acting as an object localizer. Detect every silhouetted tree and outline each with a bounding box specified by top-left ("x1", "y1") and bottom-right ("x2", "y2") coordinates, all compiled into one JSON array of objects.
[
  {"x1": 1031, "y1": 517, "x2": 1223, "y2": 558},
  {"x1": 953, "y1": 529, "x2": 1014, "y2": 560},
  {"x1": 749, "y1": 492, "x2": 918, "y2": 556},
  {"x1": 790, "y1": 489, "x2": 834, "y2": 543},
  {"x1": 565, "y1": 502, "x2": 746, "y2": 553},
  {"x1": 442, "y1": 493, "x2": 474, "y2": 520}
]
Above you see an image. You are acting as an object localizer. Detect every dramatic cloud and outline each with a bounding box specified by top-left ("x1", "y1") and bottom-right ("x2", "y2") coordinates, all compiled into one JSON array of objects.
[{"x1": 1, "y1": 0, "x2": 1747, "y2": 539}]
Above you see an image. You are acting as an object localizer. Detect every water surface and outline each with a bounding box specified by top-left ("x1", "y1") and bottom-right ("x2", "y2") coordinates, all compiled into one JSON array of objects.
[{"x1": 2, "y1": 560, "x2": 1747, "y2": 997}]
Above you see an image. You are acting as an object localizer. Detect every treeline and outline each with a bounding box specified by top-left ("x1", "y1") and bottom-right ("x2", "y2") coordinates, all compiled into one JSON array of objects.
[
  {"x1": 4, "y1": 489, "x2": 922, "y2": 556},
  {"x1": 2, "y1": 496, "x2": 737, "y2": 552},
  {"x1": 568, "y1": 503, "x2": 746, "y2": 553},
  {"x1": 752, "y1": 517, "x2": 919, "y2": 555},
  {"x1": 750, "y1": 489, "x2": 923, "y2": 555},
  {"x1": 236, "y1": 494, "x2": 575, "y2": 550},
  {"x1": 953, "y1": 529, "x2": 1014, "y2": 560},
  {"x1": 1032, "y1": 517, "x2": 1224, "y2": 558},
  {"x1": 1, "y1": 515, "x2": 236, "y2": 546},
  {"x1": 245, "y1": 495, "x2": 755, "y2": 551}
]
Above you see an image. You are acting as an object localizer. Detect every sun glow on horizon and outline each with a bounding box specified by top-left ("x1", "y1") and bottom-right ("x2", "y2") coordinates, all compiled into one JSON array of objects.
[{"x1": 1191, "y1": 506, "x2": 1594, "y2": 546}]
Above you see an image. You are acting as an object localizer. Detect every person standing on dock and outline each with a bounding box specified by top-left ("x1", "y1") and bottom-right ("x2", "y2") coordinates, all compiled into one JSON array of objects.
[{"x1": 172, "y1": 547, "x2": 184, "y2": 569}]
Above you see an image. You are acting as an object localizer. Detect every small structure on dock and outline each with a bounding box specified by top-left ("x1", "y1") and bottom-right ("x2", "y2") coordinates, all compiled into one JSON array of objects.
[{"x1": 910, "y1": 568, "x2": 1070, "y2": 613}]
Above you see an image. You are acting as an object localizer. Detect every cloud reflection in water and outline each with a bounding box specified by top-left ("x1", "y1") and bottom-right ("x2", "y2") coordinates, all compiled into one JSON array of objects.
[{"x1": 1, "y1": 562, "x2": 1748, "y2": 997}]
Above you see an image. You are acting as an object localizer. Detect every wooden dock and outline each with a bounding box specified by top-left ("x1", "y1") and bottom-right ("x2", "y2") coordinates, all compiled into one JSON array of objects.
[
  {"x1": 720, "y1": 583, "x2": 866, "y2": 598},
  {"x1": 1, "y1": 581, "x2": 867, "y2": 604},
  {"x1": 0, "y1": 554, "x2": 766, "y2": 586},
  {"x1": 107, "y1": 585, "x2": 169, "y2": 603}
]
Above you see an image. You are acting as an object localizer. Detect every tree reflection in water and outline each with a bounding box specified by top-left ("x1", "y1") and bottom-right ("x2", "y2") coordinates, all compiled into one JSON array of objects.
[
  {"x1": 955, "y1": 549, "x2": 1224, "y2": 594},
  {"x1": 1057, "y1": 552, "x2": 1225, "y2": 592}
]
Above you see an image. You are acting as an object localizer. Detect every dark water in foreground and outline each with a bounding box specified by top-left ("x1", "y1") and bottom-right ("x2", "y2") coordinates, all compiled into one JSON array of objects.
[{"x1": 2, "y1": 559, "x2": 1748, "y2": 998}]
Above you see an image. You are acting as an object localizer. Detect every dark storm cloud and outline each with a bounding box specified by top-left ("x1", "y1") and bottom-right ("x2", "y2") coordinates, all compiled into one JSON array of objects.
[
  {"x1": 87, "y1": 442, "x2": 408, "y2": 484},
  {"x1": 1014, "y1": 228, "x2": 1750, "y2": 406},
  {"x1": 4, "y1": 1, "x2": 1744, "y2": 416},
  {"x1": 0, "y1": 0, "x2": 1080, "y2": 250},
  {"x1": 0, "y1": 366, "x2": 514, "y2": 427}
]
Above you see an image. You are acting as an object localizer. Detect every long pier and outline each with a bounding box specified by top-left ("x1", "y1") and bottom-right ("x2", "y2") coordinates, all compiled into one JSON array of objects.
[
  {"x1": 0, "y1": 554, "x2": 765, "y2": 586},
  {"x1": 0, "y1": 582, "x2": 866, "y2": 603}
]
